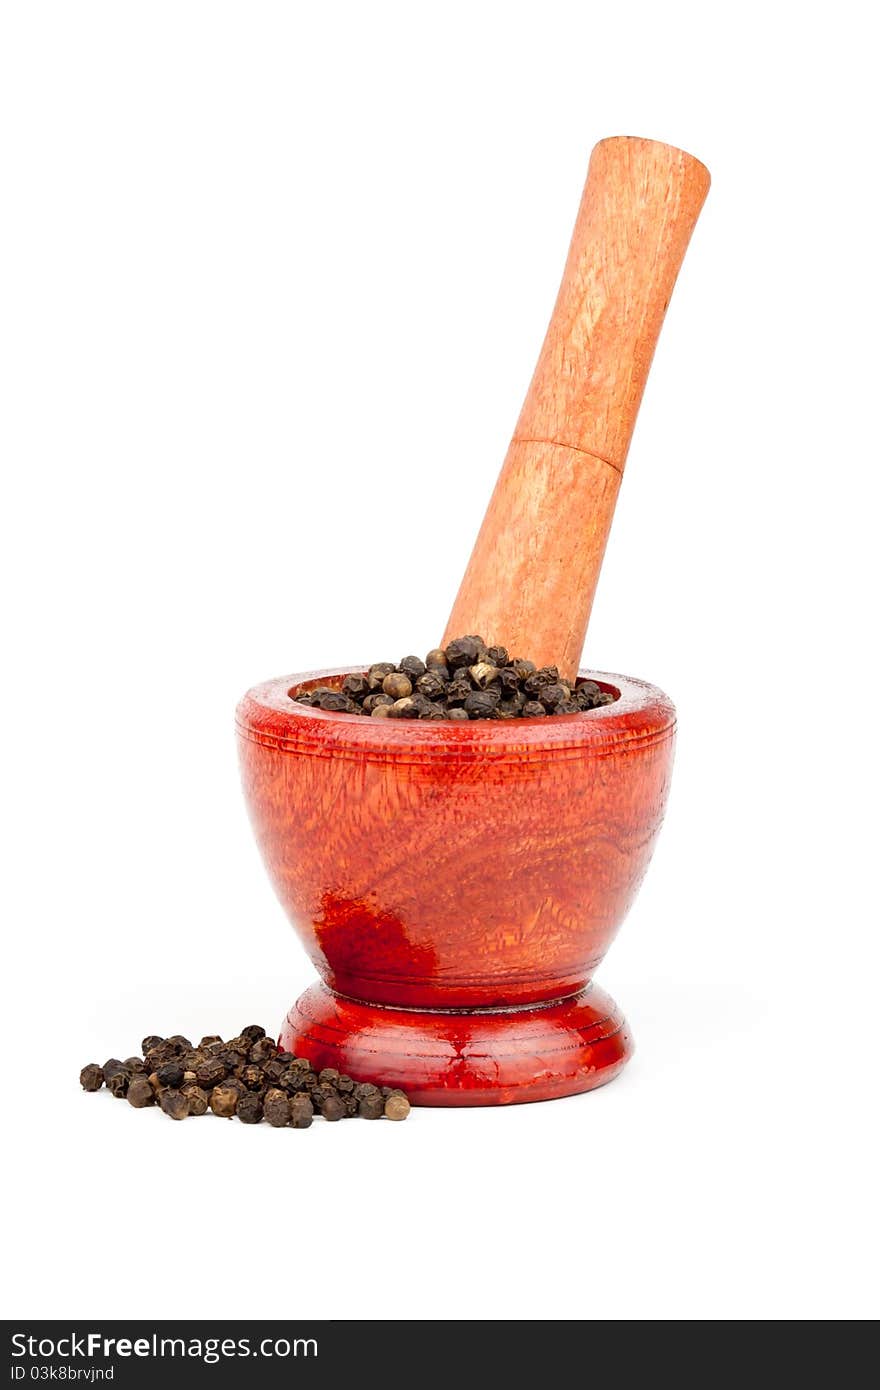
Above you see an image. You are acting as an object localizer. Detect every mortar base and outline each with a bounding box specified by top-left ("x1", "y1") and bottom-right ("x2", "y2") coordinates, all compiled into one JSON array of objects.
[{"x1": 280, "y1": 981, "x2": 633, "y2": 1107}]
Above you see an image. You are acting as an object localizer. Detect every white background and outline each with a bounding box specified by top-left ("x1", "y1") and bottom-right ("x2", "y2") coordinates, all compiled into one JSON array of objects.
[{"x1": 2, "y1": 1, "x2": 877, "y2": 1322}]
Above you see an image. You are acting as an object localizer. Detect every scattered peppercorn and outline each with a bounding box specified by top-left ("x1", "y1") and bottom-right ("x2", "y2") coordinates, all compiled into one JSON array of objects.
[
  {"x1": 209, "y1": 1082, "x2": 239, "y2": 1118},
  {"x1": 159, "y1": 1089, "x2": 189, "y2": 1121},
  {"x1": 320, "y1": 1094, "x2": 346, "y2": 1122},
  {"x1": 182, "y1": 1083, "x2": 209, "y2": 1116},
  {"x1": 291, "y1": 639, "x2": 617, "y2": 721},
  {"x1": 289, "y1": 1094, "x2": 314, "y2": 1129},
  {"x1": 236, "y1": 1090, "x2": 263, "y2": 1124},
  {"x1": 126, "y1": 1075, "x2": 154, "y2": 1108},
  {"x1": 358, "y1": 1092, "x2": 385, "y2": 1120},
  {"x1": 263, "y1": 1088, "x2": 290, "y2": 1127},
  {"x1": 81, "y1": 1028, "x2": 412, "y2": 1129},
  {"x1": 196, "y1": 1057, "x2": 227, "y2": 1088},
  {"x1": 384, "y1": 1092, "x2": 411, "y2": 1121}
]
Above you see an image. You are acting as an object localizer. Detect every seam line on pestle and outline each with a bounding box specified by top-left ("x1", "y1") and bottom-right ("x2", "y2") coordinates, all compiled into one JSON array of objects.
[{"x1": 512, "y1": 437, "x2": 624, "y2": 478}]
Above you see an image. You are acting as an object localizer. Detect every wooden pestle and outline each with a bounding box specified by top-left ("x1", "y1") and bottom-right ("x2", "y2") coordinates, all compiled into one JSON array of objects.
[{"x1": 443, "y1": 136, "x2": 710, "y2": 684}]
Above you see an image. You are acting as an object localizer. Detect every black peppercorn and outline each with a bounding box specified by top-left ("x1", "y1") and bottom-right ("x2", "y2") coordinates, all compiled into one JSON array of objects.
[
  {"x1": 240, "y1": 1064, "x2": 265, "y2": 1091},
  {"x1": 209, "y1": 1082, "x2": 240, "y2": 1119},
  {"x1": 315, "y1": 690, "x2": 350, "y2": 712},
  {"x1": 126, "y1": 1075, "x2": 154, "y2": 1108},
  {"x1": 289, "y1": 1094, "x2": 314, "y2": 1129},
  {"x1": 363, "y1": 692, "x2": 394, "y2": 714},
  {"x1": 159, "y1": 1089, "x2": 189, "y2": 1121},
  {"x1": 320, "y1": 1094, "x2": 347, "y2": 1122},
  {"x1": 576, "y1": 679, "x2": 600, "y2": 698},
  {"x1": 469, "y1": 662, "x2": 500, "y2": 689},
  {"x1": 444, "y1": 678, "x2": 472, "y2": 707},
  {"x1": 236, "y1": 1091, "x2": 263, "y2": 1124},
  {"x1": 384, "y1": 1092, "x2": 411, "y2": 1121},
  {"x1": 415, "y1": 670, "x2": 446, "y2": 701},
  {"x1": 367, "y1": 662, "x2": 396, "y2": 690},
  {"x1": 358, "y1": 1093, "x2": 385, "y2": 1119},
  {"x1": 540, "y1": 682, "x2": 570, "y2": 710},
  {"x1": 445, "y1": 636, "x2": 482, "y2": 670},
  {"x1": 399, "y1": 655, "x2": 427, "y2": 681},
  {"x1": 445, "y1": 707, "x2": 469, "y2": 721},
  {"x1": 522, "y1": 700, "x2": 547, "y2": 717},
  {"x1": 390, "y1": 697, "x2": 420, "y2": 719},
  {"x1": 289, "y1": 643, "x2": 615, "y2": 721},
  {"x1": 523, "y1": 667, "x2": 559, "y2": 696},
  {"x1": 196, "y1": 1057, "x2": 227, "y2": 1088},
  {"x1": 464, "y1": 691, "x2": 499, "y2": 719},
  {"x1": 341, "y1": 672, "x2": 370, "y2": 700},
  {"x1": 181, "y1": 1083, "x2": 209, "y2": 1116},
  {"x1": 382, "y1": 672, "x2": 412, "y2": 700},
  {"x1": 263, "y1": 1088, "x2": 290, "y2": 1127},
  {"x1": 80, "y1": 1025, "x2": 418, "y2": 1135},
  {"x1": 277, "y1": 1065, "x2": 307, "y2": 1093},
  {"x1": 511, "y1": 658, "x2": 537, "y2": 679},
  {"x1": 141, "y1": 1035, "x2": 164, "y2": 1055}
]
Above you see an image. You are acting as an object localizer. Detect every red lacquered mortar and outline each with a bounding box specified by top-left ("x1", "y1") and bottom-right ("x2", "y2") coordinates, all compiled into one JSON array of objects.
[{"x1": 236, "y1": 667, "x2": 675, "y2": 1105}]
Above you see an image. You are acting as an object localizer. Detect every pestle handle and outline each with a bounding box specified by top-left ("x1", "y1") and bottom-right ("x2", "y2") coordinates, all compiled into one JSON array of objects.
[{"x1": 443, "y1": 136, "x2": 710, "y2": 683}]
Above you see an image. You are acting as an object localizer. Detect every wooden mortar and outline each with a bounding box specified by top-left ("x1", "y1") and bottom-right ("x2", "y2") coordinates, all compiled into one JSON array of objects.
[
  {"x1": 237, "y1": 136, "x2": 709, "y2": 1104},
  {"x1": 444, "y1": 136, "x2": 710, "y2": 681}
]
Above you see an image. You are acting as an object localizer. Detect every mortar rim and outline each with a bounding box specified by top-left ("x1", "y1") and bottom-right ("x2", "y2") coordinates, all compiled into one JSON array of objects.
[{"x1": 236, "y1": 667, "x2": 675, "y2": 760}]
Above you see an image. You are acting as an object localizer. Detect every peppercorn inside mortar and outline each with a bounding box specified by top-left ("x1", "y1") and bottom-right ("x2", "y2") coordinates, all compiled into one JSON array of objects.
[{"x1": 291, "y1": 636, "x2": 618, "y2": 721}]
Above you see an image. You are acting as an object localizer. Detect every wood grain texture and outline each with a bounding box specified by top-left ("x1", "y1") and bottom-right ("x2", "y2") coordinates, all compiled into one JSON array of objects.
[
  {"x1": 237, "y1": 667, "x2": 675, "y2": 1104},
  {"x1": 444, "y1": 136, "x2": 710, "y2": 680}
]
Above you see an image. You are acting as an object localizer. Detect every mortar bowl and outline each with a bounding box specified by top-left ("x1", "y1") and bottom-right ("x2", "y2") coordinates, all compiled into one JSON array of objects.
[{"x1": 236, "y1": 668, "x2": 675, "y2": 1105}]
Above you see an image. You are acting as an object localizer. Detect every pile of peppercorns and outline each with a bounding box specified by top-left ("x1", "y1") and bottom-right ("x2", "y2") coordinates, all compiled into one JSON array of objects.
[
  {"x1": 79, "y1": 1026, "x2": 410, "y2": 1126},
  {"x1": 293, "y1": 635, "x2": 616, "y2": 721}
]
